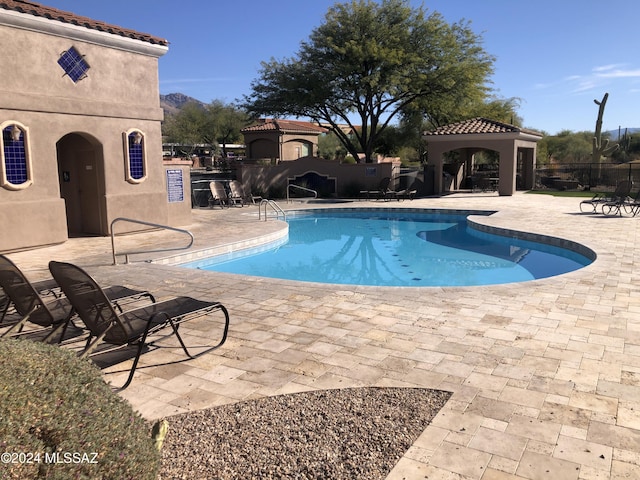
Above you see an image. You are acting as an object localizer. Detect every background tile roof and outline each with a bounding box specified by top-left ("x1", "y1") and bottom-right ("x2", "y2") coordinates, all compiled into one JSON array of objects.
[
  {"x1": 424, "y1": 117, "x2": 542, "y2": 136},
  {"x1": 242, "y1": 119, "x2": 328, "y2": 134},
  {"x1": 0, "y1": 0, "x2": 169, "y2": 46}
]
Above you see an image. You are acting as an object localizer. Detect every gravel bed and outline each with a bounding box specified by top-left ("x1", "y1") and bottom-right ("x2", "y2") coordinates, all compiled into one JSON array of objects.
[{"x1": 158, "y1": 387, "x2": 451, "y2": 479}]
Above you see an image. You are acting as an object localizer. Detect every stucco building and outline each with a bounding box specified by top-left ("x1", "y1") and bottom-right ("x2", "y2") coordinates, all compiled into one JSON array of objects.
[
  {"x1": 0, "y1": 1, "x2": 188, "y2": 252},
  {"x1": 241, "y1": 119, "x2": 328, "y2": 162}
]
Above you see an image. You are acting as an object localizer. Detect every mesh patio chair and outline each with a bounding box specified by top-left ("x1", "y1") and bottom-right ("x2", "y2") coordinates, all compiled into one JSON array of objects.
[
  {"x1": 579, "y1": 180, "x2": 633, "y2": 213},
  {"x1": 0, "y1": 255, "x2": 155, "y2": 342},
  {"x1": 602, "y1": 188, "x2": 640, "y2": 216},
  {"x1": 359, "y1": 177, "x2": 395, "y2": 200},
  {"x1": 49, "y1": 261, "x2": 230, "y2": 390},
  {"x1": 0, "y1": 256, "x2": 75, "y2": 341}
]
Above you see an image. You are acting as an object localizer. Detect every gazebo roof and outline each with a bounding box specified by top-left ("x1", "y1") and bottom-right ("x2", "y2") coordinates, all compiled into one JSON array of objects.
[{"x1": 424, "y1": 117, "x2": 542, "y2": 138}]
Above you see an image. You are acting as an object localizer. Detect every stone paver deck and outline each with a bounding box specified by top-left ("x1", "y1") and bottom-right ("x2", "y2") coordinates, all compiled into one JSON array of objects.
[{"x1": 6, "y1": 192, "x2": 640, "y2": 479}]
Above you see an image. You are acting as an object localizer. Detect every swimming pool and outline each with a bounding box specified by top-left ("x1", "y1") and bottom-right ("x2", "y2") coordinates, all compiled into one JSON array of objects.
[{"x1": 181, "y1": 209, "x2": 594, "y2": 287}]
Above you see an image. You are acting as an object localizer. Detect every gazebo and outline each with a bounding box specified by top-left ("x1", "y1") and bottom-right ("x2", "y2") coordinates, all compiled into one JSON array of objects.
[{"x1": 423, "y1": 118, "x2": 543, "y2": 196}]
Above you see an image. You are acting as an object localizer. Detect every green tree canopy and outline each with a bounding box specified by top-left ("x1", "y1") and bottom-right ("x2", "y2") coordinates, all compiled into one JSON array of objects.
[
  {"x1": 163, "y1": 100, "x2": 251, "y2": 157},
  {"x1": 243, "y1": 0, "x2": 495, "y2": 163}
]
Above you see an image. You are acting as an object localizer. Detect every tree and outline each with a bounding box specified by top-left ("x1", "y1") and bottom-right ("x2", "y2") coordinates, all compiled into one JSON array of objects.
[
  {"x1": 545, "y1": 130, "x2": 592, "y2": 163},
  {"x1": 162, "y1": 101, "x2": 208, "y2": 155},
  {"x1": 242, "y1": 0, "x2": 495, "y2": 163},
  {"x1": 162, "y1": 100, "x2": 251, "y2": 158},
  {"x1": 206, "y1": 101, "x2": 252, "y2": 158}
]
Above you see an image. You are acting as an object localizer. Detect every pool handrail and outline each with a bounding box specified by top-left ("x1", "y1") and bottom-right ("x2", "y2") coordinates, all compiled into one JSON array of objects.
[
  {"x1": 110, "y1": 217, "x2": 194, "y2": 265},
  {"x1": 287, "y1": 184, "x2": 317, "y2": 203},
  {"x1": 259, "y1": 200, "x2": 286, "y2": 221}
]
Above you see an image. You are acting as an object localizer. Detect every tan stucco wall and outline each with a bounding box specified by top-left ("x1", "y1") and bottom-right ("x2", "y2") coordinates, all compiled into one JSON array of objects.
[
  {"x1": 0, "y1": 16, "x2": 171, "y2": 251},
  {"x1": 164, "y1": 159, "x2": 193, "y2": 226},
  {"x1": 237, "y1": 156, "x2": 398, "y2": 198}
]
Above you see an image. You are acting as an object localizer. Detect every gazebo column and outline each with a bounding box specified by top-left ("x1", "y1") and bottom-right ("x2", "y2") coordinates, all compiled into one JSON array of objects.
[
  {"x1": 519, "y1": 146, "x2": 536, "y2": 190},
  {"x1": 497, "y1": 142, "x2": 517, "y2": 196},
  {"x1": 428, "y1": 145, "x2": 446, "y2": 195}
]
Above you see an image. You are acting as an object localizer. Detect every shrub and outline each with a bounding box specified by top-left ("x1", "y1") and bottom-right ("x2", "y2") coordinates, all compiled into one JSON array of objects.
[{"x1": 0, "y1": 338, "x2": 160, "y2": 480}]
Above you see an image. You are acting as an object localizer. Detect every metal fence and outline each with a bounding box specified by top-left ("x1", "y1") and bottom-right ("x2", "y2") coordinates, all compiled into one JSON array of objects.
[{"x1": 535, "y1": 163, "x2": 640, "y2": 191}]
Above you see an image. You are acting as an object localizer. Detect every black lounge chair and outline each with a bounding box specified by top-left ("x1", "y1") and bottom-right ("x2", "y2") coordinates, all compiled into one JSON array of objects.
[
  {"x1": 360, "y1": 177, "x2": 393, "y2": 200},
  {"x1": 0, "y1": 255, "x2": 155, "y2": 342},
  {"x1": 579, "y1": 180, "x2": 633, "y2": 213},
  {"x1": 49, "y1": 261, "x2": 230, "y2": 390},
  {"x1": 395, "y1": 180, "x2": 419, "y2": 201},
  {"x1": 0, "y1": 258, "x2": 72, "y2": 342},
  {"x1": 602, "y1": 188, "x2": 640, "y2": 216}
]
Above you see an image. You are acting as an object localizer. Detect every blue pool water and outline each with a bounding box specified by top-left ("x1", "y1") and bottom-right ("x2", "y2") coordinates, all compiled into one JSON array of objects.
[{"x1": 181, "y1": 210, "x2": 594, "y2": 287}]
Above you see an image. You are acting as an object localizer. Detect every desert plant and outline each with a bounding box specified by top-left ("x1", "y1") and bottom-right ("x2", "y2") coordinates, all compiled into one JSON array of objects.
[
  {"x1": 592, "y1": 94, "x2": 619, "y2": 163},
  {"x1": 0, "y1": 338, "x2": 160, "y2": 480}
]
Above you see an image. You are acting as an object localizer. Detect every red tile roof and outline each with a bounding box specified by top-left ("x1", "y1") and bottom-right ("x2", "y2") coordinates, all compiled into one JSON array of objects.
[
  {"x1": 241, "y1": 118, "x2": 329, "y2": 134},
  {"x1": 424, "y1": 117, "x2": 542, "y2": 137},
  {"x1": 0, "y1": 0, "x2": 168, "y2": 46},
  {"x1": 242, "y1": 119, "x2": 328, "y2": 134}
]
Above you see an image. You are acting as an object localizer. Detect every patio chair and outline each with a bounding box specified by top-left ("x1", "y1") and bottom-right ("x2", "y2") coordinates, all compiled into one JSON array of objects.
[
  {"x1": 227, "y1": 180, "x2": 245, "y2": 207},
  {"x1": 49, "y1": 261, "x2": 230, "y2": 390},
  {"x1": 359, "y1": 177, "x2": 392, "y2": 200},
  {"x1": 579, "y1": 180, "x2": 633, "y2": 213},
  {"x1": 0, "y1": 256, "x2": 74, "y2": 341},
  {"x1": 602, "y1": 188, "x2": 640, "y2": 216},
  {"x1": 209, "y1": 181, "x2": 230, "y2": 208},
  {"x1": 395, "y1": 180, "x2": 418, "y2": 201},
  {"x1": 0, "y1": 271, "x2": 63, "y2": 325},
  {"x1": 0, "y1": 255, "x2": 155, "y2": 342},
  {"x1": 229, "y1": 180, "x2": 262, "y2": 205}
]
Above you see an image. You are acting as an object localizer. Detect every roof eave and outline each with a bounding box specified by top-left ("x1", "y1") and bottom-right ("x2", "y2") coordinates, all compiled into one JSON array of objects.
[
  {"x1": 0, "y1": 8, "x2": 168, "y2": 58},
  {"x1": 423, "y1": 131, "x2": 541, "y2": 142}
]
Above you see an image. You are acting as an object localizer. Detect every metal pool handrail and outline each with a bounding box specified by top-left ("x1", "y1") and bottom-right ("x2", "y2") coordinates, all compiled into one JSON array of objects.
[
  {"x1": 287, "y1": 184, "x2": 317, "y2": 203},
  {"x1": 110, "y1": 217, "x2": 194, "y2": 265},
  {"x1": 259, "y1": 200, "x2": 286, "y2": 221}
]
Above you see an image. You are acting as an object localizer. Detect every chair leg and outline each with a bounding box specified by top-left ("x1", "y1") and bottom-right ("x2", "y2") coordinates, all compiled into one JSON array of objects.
[
  {"x1": 170, "y1": 304, "x2": 230, "y2": 358},
  {"x1": 118, "y1": 340, "x2": 148, "y2": 391},
  {"x1": 0, "y1": 299, "x2": 11, "y2": 325},
  {"x1": 0, "y1": 305, "x2": 37, "y2": 338}
]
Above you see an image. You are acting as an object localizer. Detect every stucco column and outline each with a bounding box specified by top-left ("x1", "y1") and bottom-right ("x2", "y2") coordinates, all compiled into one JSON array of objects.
[
  {"x1": 498, "y1": 142, "x2": 517, "y2": 196},
  {"x1": 428, "y1": 145, "x2": 446, "y2": 195},
  {"x1": 520, "y1": 146, "x2": 536, "y2": 190}
]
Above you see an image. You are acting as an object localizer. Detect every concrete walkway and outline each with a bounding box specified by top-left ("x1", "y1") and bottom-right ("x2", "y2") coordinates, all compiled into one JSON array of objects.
[{"x1": 6, "y1": 192, "x2": 640, "y2": 479}]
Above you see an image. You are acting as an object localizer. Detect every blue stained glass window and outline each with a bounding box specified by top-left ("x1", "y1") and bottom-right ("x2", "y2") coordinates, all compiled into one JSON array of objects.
[
  {"x1": 3, "y1": 126, "x2": 27, "y2": 185},
  {"x1": 58, "y1": 47, "x2": 90, "y2": 83},
  {"x1": 128, "y1": 132, "x2": 145, "y2": 180}
]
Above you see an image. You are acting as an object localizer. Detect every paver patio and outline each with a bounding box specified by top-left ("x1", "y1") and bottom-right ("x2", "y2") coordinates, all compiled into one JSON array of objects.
[{"x1": 6, "y1": 192, "x2": 640, "y2": 479}]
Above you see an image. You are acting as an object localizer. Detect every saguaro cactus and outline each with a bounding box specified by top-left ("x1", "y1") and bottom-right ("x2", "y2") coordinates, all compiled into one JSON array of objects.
[
  {"x1": 592, "y1": 93, "x2": 619, "y2": 163},
  {"x1": 591, "y1": 93, "x2": 619, "y2": 184}
]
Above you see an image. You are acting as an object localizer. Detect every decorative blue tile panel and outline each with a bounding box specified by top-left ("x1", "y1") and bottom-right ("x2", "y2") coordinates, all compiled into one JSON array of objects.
[
  {"x1": 58, "y1": 47, "x2": 90, "y2": 83},
  {"x1": 3, "y1": 126, "x2": 27, "y2": 185},
  {"x1": 128, "y1": 132, "x2": 145, "y2": 180}
]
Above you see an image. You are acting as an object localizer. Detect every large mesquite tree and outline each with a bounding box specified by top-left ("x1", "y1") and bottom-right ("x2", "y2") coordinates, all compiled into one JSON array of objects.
[{"x1": 243, "y1": 0, "x2": 494, "y2": 162}]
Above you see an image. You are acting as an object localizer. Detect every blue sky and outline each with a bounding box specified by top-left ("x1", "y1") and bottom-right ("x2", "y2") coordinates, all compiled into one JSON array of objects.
[{"x1": 42, "y1": 0, "x2": 640, "y2": 135}]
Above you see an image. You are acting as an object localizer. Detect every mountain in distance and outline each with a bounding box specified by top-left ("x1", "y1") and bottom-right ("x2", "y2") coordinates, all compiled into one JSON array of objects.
[
  {"x1": 160, "y1": 93, "x2": 205, "y2": 116},
  {"x1": 605, "y1": 127, "x2": 640, "y2": 138}
]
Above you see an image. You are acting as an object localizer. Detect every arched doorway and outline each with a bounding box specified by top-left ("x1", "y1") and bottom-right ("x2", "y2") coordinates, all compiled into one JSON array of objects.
[{"x1": 56, "y1": 133, "x2": 106, "y2": 236}]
